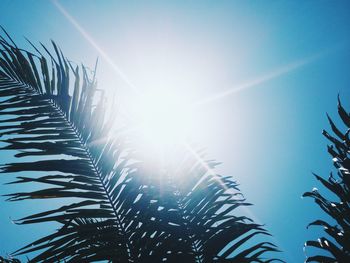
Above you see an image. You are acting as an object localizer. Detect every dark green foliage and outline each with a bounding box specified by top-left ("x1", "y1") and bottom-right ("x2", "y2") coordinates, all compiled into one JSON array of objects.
[
  {"x1": 0, "y1": 30, "x2": 280, "y2": 262},
  {"x1": 303, "y1": 98, "x2": 350, "y2": 262}
]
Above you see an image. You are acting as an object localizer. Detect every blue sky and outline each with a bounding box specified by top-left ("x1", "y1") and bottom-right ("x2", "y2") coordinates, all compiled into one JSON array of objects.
[{"x1": 0, "y1": 1, "x2": 350, "y2": 262}]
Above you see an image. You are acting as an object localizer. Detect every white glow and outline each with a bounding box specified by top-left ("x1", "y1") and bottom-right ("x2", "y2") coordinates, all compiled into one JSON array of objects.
[{"x1": 128, "y1": 89, "x2": 194, "y2": 151}]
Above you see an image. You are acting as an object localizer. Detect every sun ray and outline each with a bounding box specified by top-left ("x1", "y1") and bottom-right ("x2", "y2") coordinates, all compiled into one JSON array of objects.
[
  {"x1": 51, "y1": 0, "x2": 138, "y2": 93},
  {"x1": 183, "y1": 142, "x2": 229, "y2": 191},
  {"x1": 194, "y1": 49, "x2": 336, "y2": 107}
]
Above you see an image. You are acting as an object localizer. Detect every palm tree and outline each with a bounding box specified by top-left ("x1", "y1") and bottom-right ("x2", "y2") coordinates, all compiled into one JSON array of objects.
[
  {"x1": 303, "y1": 98, "x2": 350, "y2": 262},
  {"x1": 0, "y1": 29, "x2": 280, "y2": 262}
]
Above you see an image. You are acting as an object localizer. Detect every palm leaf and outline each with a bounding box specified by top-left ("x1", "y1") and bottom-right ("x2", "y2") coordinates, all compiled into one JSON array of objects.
[
  {"x1": 303, "y1": 97, "x2": 350, "y2": 262},
  {"x1": 0, "y1": 29, "x2": 280, "y2": 262},
  {"x1": 0, "y1": 256, "x2": 21, "y2": 263}
]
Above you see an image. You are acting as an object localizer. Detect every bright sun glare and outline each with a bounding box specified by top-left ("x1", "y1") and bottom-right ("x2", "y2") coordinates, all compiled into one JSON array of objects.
[
  {"x1": 53, "y1": 0, "x2": 325, "y2": 157},
  {"x1": 128, "y1": 89, "x2": 194, "y2": 150}
]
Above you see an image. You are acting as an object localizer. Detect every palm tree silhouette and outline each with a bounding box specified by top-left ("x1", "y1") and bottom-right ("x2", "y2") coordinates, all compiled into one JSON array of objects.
[{"x1": 303, "y1": 98, "x2": 350, "y2": 262}]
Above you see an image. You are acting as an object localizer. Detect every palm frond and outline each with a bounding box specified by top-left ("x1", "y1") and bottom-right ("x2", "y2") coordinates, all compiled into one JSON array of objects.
[
  {"x1": 303, "y1": 97, "x2": 350, "y2": 262},
  {"x1": 0, "y1": 256, "x2": 21, "y2": 263},
  {"x1": 0, "y1": 29, "x2": 280, "y2": 262}
]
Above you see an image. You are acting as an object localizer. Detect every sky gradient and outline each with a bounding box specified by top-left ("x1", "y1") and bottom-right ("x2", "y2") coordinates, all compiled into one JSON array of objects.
[{"x1": 0, "y1": 1, "x2": 350, "y2": 262}]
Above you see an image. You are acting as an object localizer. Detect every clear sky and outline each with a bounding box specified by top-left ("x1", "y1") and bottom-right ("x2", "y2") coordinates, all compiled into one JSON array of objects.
[{"x1": 0, "y1": 1, "x2": 350, "y2": 262}]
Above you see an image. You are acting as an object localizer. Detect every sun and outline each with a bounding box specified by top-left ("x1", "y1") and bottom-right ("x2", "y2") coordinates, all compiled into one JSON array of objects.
[{"x1": 127, "y1": 88, "x2": 194, "y2": 151}]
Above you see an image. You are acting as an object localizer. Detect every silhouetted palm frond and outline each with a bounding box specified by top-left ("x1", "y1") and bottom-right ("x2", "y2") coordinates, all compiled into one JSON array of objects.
[
  {"x1": 0, "y1": 29, "x2": 281, "y2": 262},
  {"x1": 303, "y1": 97, "x2": 350, "y2": 263},
  {"x1": 0, "y1": 256, "x2": 21, "y2": 263}
]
